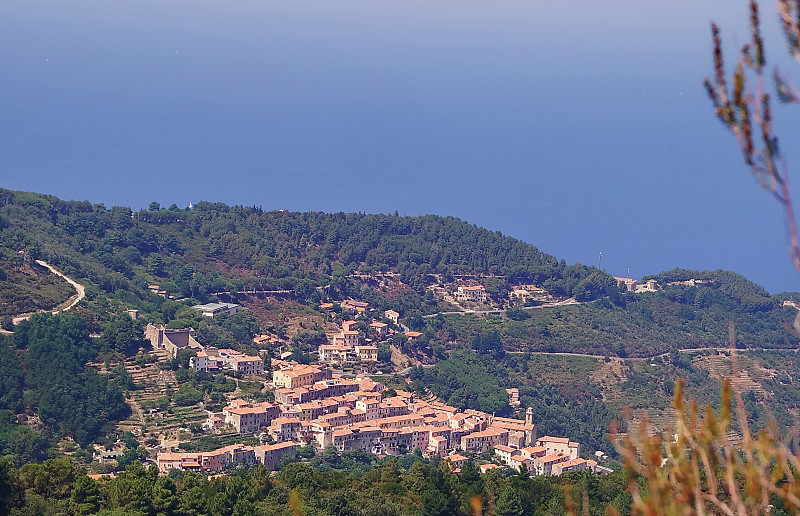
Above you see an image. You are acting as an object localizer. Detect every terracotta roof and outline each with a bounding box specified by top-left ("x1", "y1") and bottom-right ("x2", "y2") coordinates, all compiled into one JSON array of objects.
[
  {"x1": 271, "y1": 417, "x2": 300, "y2": 425},
  {"x1": 231, "y1": 355, "x2": 261, "y2": 362},
  {"x1": 463, "y1": 428, "x2": 505, "y2": 439},
  {"x1": 88, "y1": 472, "x2": 119, "y2": 480},
  {"x1": 538, "y1": 436, "x2": 569, "y2": 444},
  {"x1": 558, "y1": 458, "x2": 587, "y2": 468},
  {"x1": 535, "y1": 454, "x2": 569, "y2": 464},
  {"x1": 257, "y1": 441, "x2": 296, "y2": 452}
]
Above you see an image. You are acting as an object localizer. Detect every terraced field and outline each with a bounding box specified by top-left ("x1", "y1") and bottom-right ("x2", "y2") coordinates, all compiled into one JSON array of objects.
[
  {"x1": 691, "y1": 353, "x2": 766, "y2": 397},
  {"x1": 119, "y1": 348, "x2": 207, "y2": 446}
]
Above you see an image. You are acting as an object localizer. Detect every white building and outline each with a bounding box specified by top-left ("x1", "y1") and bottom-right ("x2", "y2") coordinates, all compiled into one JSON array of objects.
[
  {"x1": 384, "y1": 310, "x2": 400, "y2": 324},
  {"x1": 191, "y1": 302, "x2": 240, "y2": 317},
  {"x1": 456, "y1": 285, "x2": 487, "y2": 303}
]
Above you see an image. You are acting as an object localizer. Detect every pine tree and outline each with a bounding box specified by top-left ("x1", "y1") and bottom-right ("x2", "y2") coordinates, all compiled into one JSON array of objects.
[
  {"x1": 71, "y1": 474, "x2": 100, "y2": 515},
  {"x1": 494, "y1": 486, "x2": 524, "y2": 516}
]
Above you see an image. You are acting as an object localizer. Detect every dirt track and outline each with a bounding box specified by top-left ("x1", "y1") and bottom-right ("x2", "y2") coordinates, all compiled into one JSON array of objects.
[{"x1": 2, "y1": 260, "x2": 86, "y2": 331}]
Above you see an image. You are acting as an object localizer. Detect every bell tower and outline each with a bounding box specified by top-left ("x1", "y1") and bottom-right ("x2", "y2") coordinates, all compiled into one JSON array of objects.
[{"x1": 525, "y1": 407, "x2": 536, "y2": 445}]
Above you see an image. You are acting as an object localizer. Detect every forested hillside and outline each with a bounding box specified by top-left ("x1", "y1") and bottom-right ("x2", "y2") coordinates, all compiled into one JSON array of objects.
[
  {"x1": 436, "y1": 282, "x2": 797, "y2": 358},
  {"x1": 0, "y1": 188, "x2": 614, "y2": 322},
  {"x1": 2, "y1": 187, "x2": 800, "y2": 482},
  {"x1": 0, "y1": 314, "x2": 130, "y2": 463}
]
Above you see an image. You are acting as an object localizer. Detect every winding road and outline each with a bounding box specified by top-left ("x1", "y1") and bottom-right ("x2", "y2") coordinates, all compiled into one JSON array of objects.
[
  {"x1": 422, "y1": 298, "x2": 579, "y2": 318},
  {"x1": 3, "y1": 260, "x2": 86, "y2": 331},
  {"x1": 506, "y1": 346, "x2": 800, "y2": 361}
]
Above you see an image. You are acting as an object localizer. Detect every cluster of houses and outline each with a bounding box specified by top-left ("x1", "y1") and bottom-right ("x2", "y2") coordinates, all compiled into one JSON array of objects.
[
  {"x1": 613, "y1": 277, "x2": 660, "y2": 293},
  {"x1": 146, "y1": 296, "x2": 611, "y2": 477},
  {"x1": 157, "y1": 441, "x2": 296, "y2": 474},
  {"x1": 157, "y1": 358, "x2": 606, "y2": 476},
  {"x1": 316, "y1": 309, "x2": 405, "y2": 367},
  {"x1": 190, "y1": 348, "x2": 264, "y2": 376},
  {"x1": 318, "y1": 318, "x2": 378, "y2": 366},
  {"x1": 145, "y1": 323, "x2": 265, "y2": 376},
  {"x1": 426, "y1": 284, "x2": 489, "y2": 305},
  {"x1": 493, "y1": 437, "x2": 599, "y2": 475}
]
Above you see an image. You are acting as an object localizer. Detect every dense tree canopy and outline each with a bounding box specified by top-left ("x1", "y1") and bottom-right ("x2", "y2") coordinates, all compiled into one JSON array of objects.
[
  {"x1": 0, "y1": 456, "x2": 632, "y2": 516},
  {"x1": 411, "y1": 349, "x2": 510, "y2": 414},
  {"x1": 0, "y1": 338, "x2": 23, "y2": 412},
  {"x1": 0, "y1": 188, "x2": 615, "y2": 315},
  {"x1": 12, "y1": 314, "x2": 130, "y2": 446}
]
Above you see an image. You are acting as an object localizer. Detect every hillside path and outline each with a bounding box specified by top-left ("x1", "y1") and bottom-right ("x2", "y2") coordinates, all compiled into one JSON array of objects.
[
  {"x1": 2, "y1": 260, "x2": 86, "y2": 332},
  {"x1": 422, "y1": 298, "x2": 580, "y2": 318},
  {"x1": 507, "y1": 347, "x2": 800, "y2": 361},
  {"x1": 35, "y1": 260, "x2": 85, "y2": 312}
]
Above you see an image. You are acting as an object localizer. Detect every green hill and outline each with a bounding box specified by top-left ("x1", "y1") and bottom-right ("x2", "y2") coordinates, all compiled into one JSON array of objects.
[
  {"x1": 0, "y1": 188, "x2": 615, "y2": 321},
  {"x1": 2, "y1": 187, "x2": 800, "y2": 468},
  {"x1": 2, "y1": 186, "x2": 797, "y2": 364},
  {"x1": 438, "y1": 272, "x2": 797, "y2": 359}
]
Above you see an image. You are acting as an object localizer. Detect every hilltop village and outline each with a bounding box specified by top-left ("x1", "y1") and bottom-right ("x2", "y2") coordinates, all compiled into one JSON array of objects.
[
  {"x1": 5, "y1": 193, "x2": 799, "y2": 514},
  {"x1": 140, "y1": 297, "x2": 610, "y2": 478}
]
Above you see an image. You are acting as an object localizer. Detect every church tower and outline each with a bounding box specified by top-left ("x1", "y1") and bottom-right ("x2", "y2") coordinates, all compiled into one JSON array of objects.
[{"x1": 525, "y1": 407, "x2": 536, "y2": 445}]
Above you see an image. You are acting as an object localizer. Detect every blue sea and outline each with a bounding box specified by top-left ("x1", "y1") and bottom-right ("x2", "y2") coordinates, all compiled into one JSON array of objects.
[{"x1": 2, "y1": 0, "x2": 800, "y2": 292}]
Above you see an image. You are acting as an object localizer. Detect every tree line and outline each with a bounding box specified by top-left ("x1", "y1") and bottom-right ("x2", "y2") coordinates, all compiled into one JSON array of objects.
[{"x1": 0, "y1": 454, "x2": 632, "y2": 516}]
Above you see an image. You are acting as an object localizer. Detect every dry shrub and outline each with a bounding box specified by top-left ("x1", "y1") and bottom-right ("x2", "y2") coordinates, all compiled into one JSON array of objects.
[{"x1": 614, "y1": 374, "x2": 800, "y2": 516}]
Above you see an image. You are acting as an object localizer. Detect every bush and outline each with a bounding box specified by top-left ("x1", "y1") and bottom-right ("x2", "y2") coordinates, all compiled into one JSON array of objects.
[
  {"x1": 173, "y1": 384, "x2": 202, "y2": 406},
  {"x1": 618, "y1": 378, "x2": 800, "y2": 515},
  {"x1": 506, "y1": 307, "x2": 530, "y2": 321}
]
